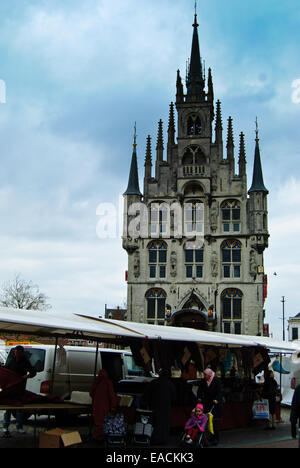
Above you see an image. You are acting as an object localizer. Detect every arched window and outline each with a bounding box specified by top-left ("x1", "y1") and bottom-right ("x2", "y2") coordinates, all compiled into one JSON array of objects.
[
  {"x1": 150, "y1": 203, "x2": 169, "y2": 237},
  {"x1": 148, "y1": 241, "x2": 167, "y2": 279},
  {"x1": 184, "y1": 201, "x2": 204, "y2": 236},
  {"x1": 221, "y1": 288, "x2": 243, "y2": 334},
  {"x1": 221, "y1": 200, "x2": 241, "y2": 233},
  {"x1": 221, "y1": 239, "x2": 241, "y2": 279},
  {"x1": 187, "y1": 115, "x2": 202, "y2": 136},
  {"x1": 185, "y1": 241, "x2": 204, "y2": 279},
  {"x1": 182, "y1": 146, "x2": 206, "y2": 176},
  {"x1": 146, "y1": 288, "x2": 167, "y2": 325}
]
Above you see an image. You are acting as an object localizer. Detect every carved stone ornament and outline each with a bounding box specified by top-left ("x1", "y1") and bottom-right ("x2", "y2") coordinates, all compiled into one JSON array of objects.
[
  {"x1": 249, "y1": 250, "x2": 257, "y2": 277},
  {"x1": 211, "y1": 251, "x2": 218, "y2": 277},
  {"x1": 210, "y1": 201, "x2": 218, "y2": 231},
  {"x1": 170, "y1": 251, "x2": 177, "y2": 277},
  {"x1": 133, "y1": 250, "x2": 140, "y2": 278}
]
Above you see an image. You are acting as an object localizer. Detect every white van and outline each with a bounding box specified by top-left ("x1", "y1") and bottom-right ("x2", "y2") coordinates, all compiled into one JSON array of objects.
[
  {"x1": 0, "y1": 347, "x2": 8, "y2": 365},
  {"x1": 5, "y1": 344, "x2": 152, "y2": 401},
  {"x1": 271, "y1": 351, "x2": 300, "y2": 406}
]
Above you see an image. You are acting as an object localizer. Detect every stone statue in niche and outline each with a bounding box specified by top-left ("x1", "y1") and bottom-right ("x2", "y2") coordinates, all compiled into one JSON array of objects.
[
  {"x1": 211, "y1": 172, "x2": 218, "y2": 191},
  {"x1": 211, "y1": 251, "x2": 218, "y2": 277},
  {"x1": 133, "y1": 250, "x2": 140, "y2": 278},
  {"x1": 249, "y1": 250, "x2": 257, "y2": 277},
  {"x1": 170, "y1": 251, "x2": 177, "y2": 277},
  {"x1": 210, "y1": 201, "x2": 218, "y2": 231}
]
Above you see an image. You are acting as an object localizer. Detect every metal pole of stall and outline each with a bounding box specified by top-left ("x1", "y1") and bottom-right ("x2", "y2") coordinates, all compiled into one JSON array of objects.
[
  {"x1": 51, "y1": 336, "x2": 59, "y2": 395},
  {"x1": 88, "y1": 341, "x2": 99, "y2": 440},
  {"x1": 93, "y1": 341, "x2": 99, "y2": 379},
  {"x1": 279, "y1": 353, "x2": 282, "y2": 397}
]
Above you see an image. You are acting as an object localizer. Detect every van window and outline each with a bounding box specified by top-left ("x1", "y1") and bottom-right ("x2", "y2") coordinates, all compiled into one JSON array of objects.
[
  {"x1": 124, "y1": 355, "x2": 147, "y2": 377},
  {"x1": 100, "y1": 352, "x2": 123, "y2": 383},
  {"x1": 6, "y1": 348, "x2": 46, "y2": 373}
]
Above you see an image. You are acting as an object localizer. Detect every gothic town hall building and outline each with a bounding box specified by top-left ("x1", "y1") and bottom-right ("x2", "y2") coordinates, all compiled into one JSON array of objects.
[{"x1": 122, "y1": 12, "x2": 269, "y2": 336}]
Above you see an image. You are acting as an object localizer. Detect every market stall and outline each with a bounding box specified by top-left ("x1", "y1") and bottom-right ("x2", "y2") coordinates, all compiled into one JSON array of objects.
[{"x1": 0, "y1": 307, "x2": 299, "y2": 433}]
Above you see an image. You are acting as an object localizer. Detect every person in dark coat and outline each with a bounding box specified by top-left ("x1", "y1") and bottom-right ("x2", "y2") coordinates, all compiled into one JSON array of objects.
[
  {"x1": 197, "y1": 368, "x2": 223, "y2": 445},
  {"x1": 2, "y1": 345, "x2": 37, "y2": 437},
  {"x1": 262, "y1": 370, "x2": 278, "y2": 430},
  {"x1": 144, "y1": 368, "x2": 176, "y2": 445},
  {"x1": 290, "y1": 384, "x2": 300, "y2": 439},
  {"x1": 89, "y1": 369, "x2": 118, "y2": 442}
]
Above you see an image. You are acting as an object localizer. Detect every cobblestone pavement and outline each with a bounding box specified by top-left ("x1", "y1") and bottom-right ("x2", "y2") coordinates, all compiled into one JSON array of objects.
[{"x1": 0, "y1": 407, "x2": 298, "y2": 449}]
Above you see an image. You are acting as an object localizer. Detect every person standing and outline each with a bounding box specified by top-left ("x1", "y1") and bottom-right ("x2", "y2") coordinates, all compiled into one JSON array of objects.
[
  {"x1": 144, "y1": 368, "x2": 176, "y2": 446},
  {"x1": 197, "y1": 368, "x2": 223, "y2": 446},
  {"x1": 2, "y1": 345, "x2": 36, "y2": 437},
  {"x1": 262, "y1": 370, "x2": 278, "y2": 430},
  {"x1": 290, "y1": 384, "x2": 300, "y2": 439},
  {"x1": 89, "y1": 369, "x2": 117, "y2": 442}
]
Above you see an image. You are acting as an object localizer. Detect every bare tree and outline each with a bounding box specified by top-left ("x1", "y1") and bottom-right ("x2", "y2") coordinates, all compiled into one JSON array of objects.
[{"x1": 0, "y1": 274, "x2": 51, "y2": 311}]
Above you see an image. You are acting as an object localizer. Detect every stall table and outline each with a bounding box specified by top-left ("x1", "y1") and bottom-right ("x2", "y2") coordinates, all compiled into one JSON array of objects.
[{"x1": 0, "y1": 402, "x2": 91, "y2": 445}]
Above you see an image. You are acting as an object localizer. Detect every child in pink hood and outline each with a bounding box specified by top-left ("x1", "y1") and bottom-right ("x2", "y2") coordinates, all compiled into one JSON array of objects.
[{"x1": 184, "y1": 403, "x2": 207, "y2": 443}]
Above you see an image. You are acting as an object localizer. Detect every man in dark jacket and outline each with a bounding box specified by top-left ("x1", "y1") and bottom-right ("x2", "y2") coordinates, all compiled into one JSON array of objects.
[
  {"x1": 290, "y1": 384, "x2": 300, "y2": 439},
  {"x1": 144, "y1": 368, "x2": 176, "y2": 446},
  {"x1": 2, "y1": 346, "x2": 36, "y2": 437},
  {"x1": 5, "y1": 346, "x2": 37, "y2": 378}
]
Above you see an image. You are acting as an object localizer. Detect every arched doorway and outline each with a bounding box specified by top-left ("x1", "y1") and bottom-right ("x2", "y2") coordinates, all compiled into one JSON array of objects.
[{"x1": 171, "y1": 294, "x2": 209, "y2": 330}]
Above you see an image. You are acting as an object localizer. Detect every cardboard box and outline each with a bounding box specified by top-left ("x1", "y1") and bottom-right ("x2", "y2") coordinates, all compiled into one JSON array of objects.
[{"x1": 39, "y1": 428, "x2": 82, "y2": 449}]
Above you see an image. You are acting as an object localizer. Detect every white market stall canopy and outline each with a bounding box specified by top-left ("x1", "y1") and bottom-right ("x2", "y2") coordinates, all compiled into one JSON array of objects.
[{"x1": 0, "y1": 307, "x2": 299, "y2": 352}]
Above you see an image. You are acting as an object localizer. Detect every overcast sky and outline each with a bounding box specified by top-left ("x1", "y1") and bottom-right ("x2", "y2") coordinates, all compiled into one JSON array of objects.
[{"x1": 0, "y1": 0, "x2": 299, "y2": 340}]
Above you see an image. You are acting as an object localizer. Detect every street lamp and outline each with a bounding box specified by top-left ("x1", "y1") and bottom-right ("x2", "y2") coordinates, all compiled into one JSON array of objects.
[{"x1": 281, "y1": 296, "x2": 286, "y2": 341}]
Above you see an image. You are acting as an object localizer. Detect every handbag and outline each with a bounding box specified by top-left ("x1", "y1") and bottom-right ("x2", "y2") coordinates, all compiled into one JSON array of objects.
[{"x1": 252, "y1": 399, "x2": 270, "y2": 420}]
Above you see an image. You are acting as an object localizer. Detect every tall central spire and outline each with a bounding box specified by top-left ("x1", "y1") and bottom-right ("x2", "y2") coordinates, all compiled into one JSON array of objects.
[{"x1": 186, "y1": 2, "x2": 205, "y2": 101}]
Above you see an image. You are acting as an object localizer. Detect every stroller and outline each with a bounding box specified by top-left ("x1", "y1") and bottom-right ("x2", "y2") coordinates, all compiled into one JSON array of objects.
[
  {"x1": 103, "y1": 411, "x2": 127, "y2": 448},
  {"x1": 180, "y1": 406, "x2": 214, "y2": 449},
  {"x1": 132, "y1": 409, "x2": 154, "y2": 446}
]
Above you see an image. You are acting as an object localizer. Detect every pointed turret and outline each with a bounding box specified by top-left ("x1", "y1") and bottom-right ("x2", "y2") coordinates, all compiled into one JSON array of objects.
[
  {"x1": 248, "y1": 119, "x2": 269, "y2": 252},
  {"x1": 176, "y1": 70, "x2": 184, "y2": 104},
  {"x1": 144, "y1": 135, "x2": 152, "y2": 179},
  {"x1": 215, "y1": 100, "x2": 223, "y2": 145},
  {"x1": 168, "y1": 102, "x2": 175, "y2": 146},
  {"x1": 238, "y1": 132, "x2": 246, "y2": 177},
  {"x1": 186, "y1": 11, "x2": 205, "y2": 101},
  {"x1": 124, "y1": 125, "x2": 142, "y2": 197},
  {"x1": 226, "y1": 116, "x2": 235, "y2": 173},
  {"x1": 156, "y1": 119, "x2": 164, "y2": 162},
  {"x1": 248, "y1": 121, "x2": 268, "y2": 193},
  {"x1": 207, "y1": 67, "x2": 214, "y2": 102}
]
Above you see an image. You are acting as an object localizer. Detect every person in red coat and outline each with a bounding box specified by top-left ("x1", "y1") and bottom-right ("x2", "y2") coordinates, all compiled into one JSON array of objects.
[{"x1": 89, "y1": 369, "x2": 117, "y2": 441}]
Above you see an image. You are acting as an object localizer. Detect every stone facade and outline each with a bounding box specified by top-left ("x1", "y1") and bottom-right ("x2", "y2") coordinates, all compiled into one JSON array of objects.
[{"x1": 122, "y1": 13, "x2": 269, "y2": 335}]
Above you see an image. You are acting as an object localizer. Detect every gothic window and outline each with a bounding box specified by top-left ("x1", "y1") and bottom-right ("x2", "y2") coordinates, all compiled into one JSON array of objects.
[
  {"x1": 221, "y1": 239, "x2": 241, "y2": 279},
  {"x1": 184, "y1": 201, "x2": 204, "y2": 236},
  {"x1": 146, "y1": 288, "x2": 166, "y2": 325},
  {"x1": 148, "y1": 240, "x2": 167, "y2": 279},
  {"x1": 150, "y1": 203, "x2": 169, "y2": 237},
  {"x1": 221, "y1": 200, "x2": 241, "y2": 233},
  {"x1": 221, "y1": 288, "x2": 243, "y2": 334},
  {"x1": 182, "y1": 146, "x2": 206, "y2": 176},
  {"x1": 184, "y1": 240, "x2": 204, "y2": 279},
  {"x1": 187, "y1": 115, "x2": 202, "y2": 136}
]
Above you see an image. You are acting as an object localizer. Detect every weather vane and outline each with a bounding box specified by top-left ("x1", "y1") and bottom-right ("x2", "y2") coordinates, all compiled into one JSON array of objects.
[
  {"x1": 255, "y1": 117, "x2": 259, "y2": 141},
  {"x1": 133, "y1": 122, "x2": 137, "y2": 147}
]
